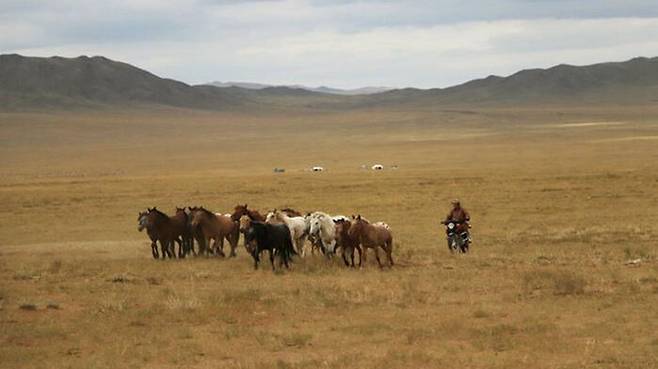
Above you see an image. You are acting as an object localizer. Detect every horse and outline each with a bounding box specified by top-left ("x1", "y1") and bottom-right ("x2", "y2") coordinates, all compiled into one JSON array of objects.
[
  {"x1": 268, "y1": 209, "x2": 309, "y2": 257},
  {"x1": 137, "y1": 208, "x2": 179, "y2": 259},
  {"x1": 334, "y1": 218, "x2": 362, "y2": 267},
  {"x1": 244, "y1": 221, "x2": 296, "y2": 270},
  {"x1": 189, "y1": 207, "x2": 240, "y2": 257},
  {"x1": 280, "y1": 207, "x2": 302, "y2": 217},
  {"x1": 348, "y1": 215, "x2": 394, "y2": 268},
  {"x1": 265, "y1": 208, "x2": 303, "y2": 223},
  {"x1": 265, "y1": 211, "x2": 282, "y2": 224},
  {"x1": 172, "y1": 207, "x2": 193, "y2": 257},
  {"x1": 306, "y1": 212, "x2": 337, "y2": 257},
  {"x1": 138, "y1": 210, "x2": 159, "y2": 258},
  {"x1": 230, "y1": 204, "x2": 266, "y2": 222},
  {"x1": 238, "y1": 215, "x2": 256, "y2": 250}
]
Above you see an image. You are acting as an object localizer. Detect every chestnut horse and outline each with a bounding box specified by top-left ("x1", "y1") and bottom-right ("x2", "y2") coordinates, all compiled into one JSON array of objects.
[
  {"x1": 348, "y1": 215, "x2": 394, "y2": 268},
  {"x1": 334, "y1": 218, "x2": 362, "y2": 267},
  {"x1": 189, "y1": 207, "x2": 239, "y2": 257},
  {"x1": 230, "y1": 204, "x2": 266, "y2": 222},
  {"x1": 280, "y1": 207, "x2": 302, "y2": 217}
]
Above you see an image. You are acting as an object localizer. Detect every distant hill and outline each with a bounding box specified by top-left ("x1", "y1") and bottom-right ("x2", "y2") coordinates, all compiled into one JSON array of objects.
[
  {"x1": 1, "y1": 54, "x2": 657, "y2": 111},
  {"x1": 0, "y1": 54, "x2": 336, "y2": 110},
  {"x1": 205, "y1": 81, "x2": 392, "y2": 95},
  {"x1": 370, "y1": 56, "x2": 658, "y2": 106}
]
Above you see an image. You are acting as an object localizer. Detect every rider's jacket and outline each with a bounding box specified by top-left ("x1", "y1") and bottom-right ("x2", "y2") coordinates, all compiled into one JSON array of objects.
[{"x1": 444, "y1": 207, "x2": 470, "y2": 223}]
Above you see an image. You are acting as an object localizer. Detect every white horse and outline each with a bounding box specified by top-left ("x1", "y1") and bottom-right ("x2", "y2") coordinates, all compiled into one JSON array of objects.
[
  {"x1": 269, "y1": 209, "x2": 309, "y2": 256},
  {"x1": 306, "y1": 212, "x2": 337, "y2": 256}
]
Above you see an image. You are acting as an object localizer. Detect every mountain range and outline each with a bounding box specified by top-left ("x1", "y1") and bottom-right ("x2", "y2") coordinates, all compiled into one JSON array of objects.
[
  {"x1": 1, "y1": 53, "x2": 657, "y2": 111},
  {"x1": 205, "y1": 81, "x2": 392, "y2": 95}
]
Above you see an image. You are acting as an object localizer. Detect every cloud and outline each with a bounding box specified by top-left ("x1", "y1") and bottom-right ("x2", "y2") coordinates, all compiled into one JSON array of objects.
[{"x1": 2, "y1": 0, "x2": 658, "y2": 88}]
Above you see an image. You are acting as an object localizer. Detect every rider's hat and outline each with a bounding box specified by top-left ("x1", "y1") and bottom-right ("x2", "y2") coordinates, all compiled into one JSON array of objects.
[{"x1": 451, "y1": 199, "x2": 460, "y2": 205}]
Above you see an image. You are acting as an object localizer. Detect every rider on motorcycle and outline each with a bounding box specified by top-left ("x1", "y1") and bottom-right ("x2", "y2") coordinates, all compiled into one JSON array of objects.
[{"x1": 441, "y1": 199, "x2": 471, "y2": 244}]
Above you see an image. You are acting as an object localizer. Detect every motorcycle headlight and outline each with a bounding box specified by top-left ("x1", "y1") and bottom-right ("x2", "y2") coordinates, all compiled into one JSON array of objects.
[{"x1": 447, "y1": 222, "x2": 455, "y2": 230}]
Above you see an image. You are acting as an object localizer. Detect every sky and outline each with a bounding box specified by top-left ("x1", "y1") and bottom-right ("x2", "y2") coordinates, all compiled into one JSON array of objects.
[{"x1": 2, "y1": 0, "x2": 658, "y2": 89}]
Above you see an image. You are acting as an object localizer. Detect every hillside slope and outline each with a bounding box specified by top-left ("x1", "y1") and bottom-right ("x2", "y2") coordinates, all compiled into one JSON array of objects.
[{"x1": 1, "y1": 54, "x2": 657, "y2": 110}]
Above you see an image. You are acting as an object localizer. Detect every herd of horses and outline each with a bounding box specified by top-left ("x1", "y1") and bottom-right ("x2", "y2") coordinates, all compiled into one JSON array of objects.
[{"x1": 137, "y1": 204, "x2": 394, "y2": 270}]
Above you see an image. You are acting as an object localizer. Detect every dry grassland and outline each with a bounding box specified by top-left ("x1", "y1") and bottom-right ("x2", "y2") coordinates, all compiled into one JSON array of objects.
[{"x1": 1, "y1": 105, "x2": 657, "y2": 368}]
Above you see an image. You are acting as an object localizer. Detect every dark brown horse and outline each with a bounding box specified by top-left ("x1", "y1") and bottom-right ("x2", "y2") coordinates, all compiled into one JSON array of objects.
[
  {"x1": 348, "y1": 215, "x2": 394, "y2": 268},
  {"x1": 138, "y1": 210, "x2": 159, "y2": 258},
  {"x1": 189, "y1": 207, "x2": 240, "y2": 257},
  {"x1": 173, "y1": 207, "x2": 194, "y2": 257},
  {"x1": 231, "y1": 204, "x2": 266, "y2": 222},
  {"x1": 334, "y1": 218, "x2": 362, "y2": 267},
  {"x1": 137, "y1": 208, "x2": 179, "y2": 259}
]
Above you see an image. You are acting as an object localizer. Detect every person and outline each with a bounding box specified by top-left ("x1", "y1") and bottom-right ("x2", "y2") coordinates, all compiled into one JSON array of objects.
[
  {"x1": 442, "y1": 199, "x2": 472, "y2": 243},
  {"x1": 443, "y1": 199, "x2": 470, "y2": 225}
]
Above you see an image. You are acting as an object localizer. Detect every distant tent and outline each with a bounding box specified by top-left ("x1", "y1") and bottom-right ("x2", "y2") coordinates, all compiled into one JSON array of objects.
[
  {"x1": 371, "y1": 164, "x2": 384, "y2": 170},
  {"x1": 312, "y1": 166, "x2": 324, "y2": 172},
  {"x1": 273, "y1": 168, "x2": 285, "y2": 173}
]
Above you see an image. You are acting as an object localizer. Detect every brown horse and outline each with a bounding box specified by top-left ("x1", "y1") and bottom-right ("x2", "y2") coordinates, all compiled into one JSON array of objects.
[
  {"x1": 189, "y1": 207, "x2": 240, "y2": 257},
  {"x1": 334, "y1": 219, "x2": 362, "y2": 267},
  {"x1": 137, "y1": 208, "x2": 180, "y2": 259},
  {"x1": 348, "y1": 215, "x2": 394, "y2": 268},
  {"x1": 173, "y1": 207, "x2": 194, "y2": 257},
  {"x1": 280, "y1": 207, "x2": 302, "y2": 217},
  {"x1": 231, "y1": 204, "x2": 266, "y2": 222}
]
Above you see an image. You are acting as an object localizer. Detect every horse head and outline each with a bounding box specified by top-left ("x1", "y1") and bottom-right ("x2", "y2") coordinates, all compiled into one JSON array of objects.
[
  {"x1": 231, "y1": 204, "x2": 248, "y2": 221},
  {"x1": 239, "y1": 215, "x2": 252, "y2": 233},
  {"x1": 138, "y1": 210, "x2": 149, "y2": 232},
  {"x1": 348, "y1": 214, "x2": 365, "y2": 238}
]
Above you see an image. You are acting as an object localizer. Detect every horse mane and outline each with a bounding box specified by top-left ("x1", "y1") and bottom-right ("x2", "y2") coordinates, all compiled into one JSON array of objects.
[
  {"x1": 150, "y1": 208, "x2": 169, "y2": 220},
  {"x1": 199, "y1": 207, "x2": 215, "y2": 217},
  {"x1": 281, "y1": 207, "x2": 302, "y2": 217},
  {"x1": 247, "y1": 209, "x2": 262, "y2": 218}
]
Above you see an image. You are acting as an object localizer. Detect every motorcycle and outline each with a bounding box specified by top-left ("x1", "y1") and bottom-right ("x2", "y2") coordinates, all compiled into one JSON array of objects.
[{"x1": 444, "y1": 221, "x2": 470, "y2": 253}]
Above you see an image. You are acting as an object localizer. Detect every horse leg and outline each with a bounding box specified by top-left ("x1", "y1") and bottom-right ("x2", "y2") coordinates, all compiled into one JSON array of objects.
[
  {"x1": 161, "y1": 240, "x2": 171, "y2": 259},
  {"x1": 283, "y1": 250, "x2": 290, "y2": 269},
  {"x1": 326, "y1": 239, "x2": 336, "y2": 259},
  {"x1": 159, "y1": 240, "x2": 168, "y2": 259},
  {"x1": 198, "y1": 236, "x2": 207, "y2": 255},
  {"x1": 350, "y1": 247, "x2": 360, "y2": 268},
  {"x1": 341, "y1": 246, "x2": 350, "y2": 266},
  {"x1": 167, "y1": 240, "x2": 176, "y2": 258},
  {"x1": 361, "y1": 246, "x2": 367, "y2": 267},
  {"x1": 386, "y1": 240, "x2": 394, "y2": 267},
  {"x1": 176, "y1": 237, "x2": 184, "y2": 258},
  {"x1": 269, "y1": 249, "x2": 275, "y2": 271},
  {"x1": 170, "y1": 240, "x2": 177, "y2": 258},
  {"x1": 229, "y1": 232, "x2": 238, "y2": 257},
  {"x1": 298, "y1": 234, "x2": 307, "y2": 256},
  {"x1": 186, "y1": 236, "x2": 194, "y2": 256},
  {"x1": 374, "y1": 247, "x2": 383, "y2": 268},
  {"x1": 217, "y1": 237, "x2": 226, "y2": 257},
  {"x1": 151, "y1": 241, "x2": 158, "y2": 259},
  {"x1": 356, "y1": 245, "x2": 363, "y2": 267},
  {"x1": 252, "y1": 250, "x2": 260, "y2": 270}
]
